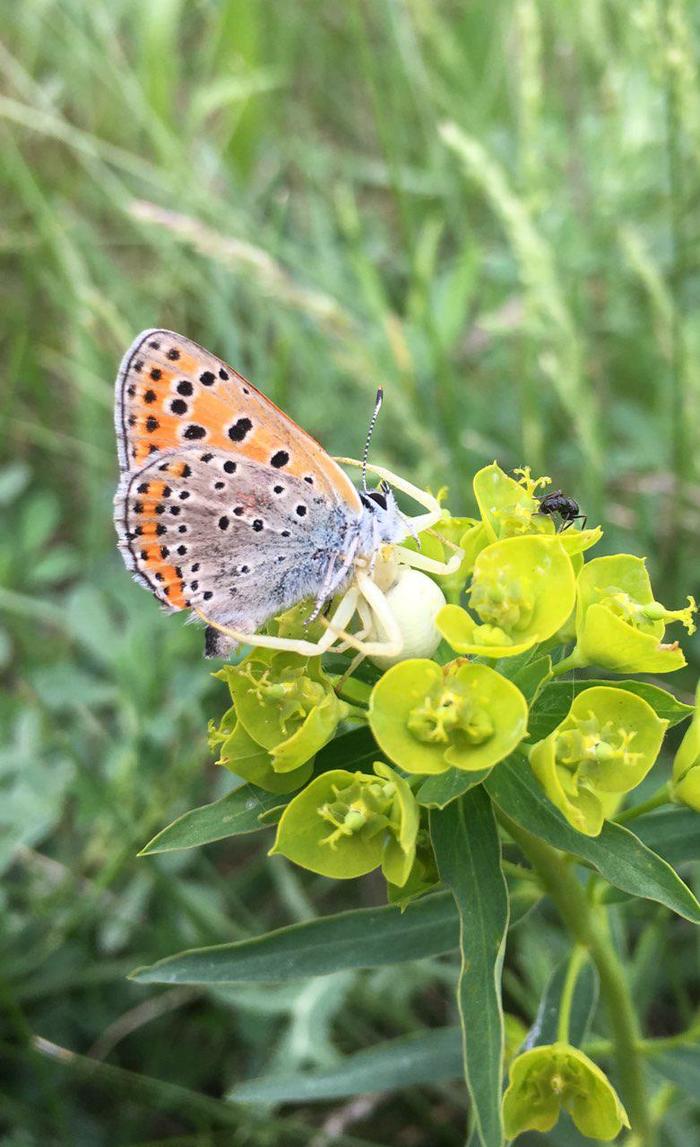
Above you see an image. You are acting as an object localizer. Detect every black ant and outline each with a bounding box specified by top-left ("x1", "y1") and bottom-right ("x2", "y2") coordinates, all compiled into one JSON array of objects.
[{"x1": 536, "y1": 489, "x2": 587, "y2": 532}]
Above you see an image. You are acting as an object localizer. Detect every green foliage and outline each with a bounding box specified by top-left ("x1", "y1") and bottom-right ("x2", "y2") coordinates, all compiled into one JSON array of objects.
[{"x1": 4, "y1": 2, "x2": 700, "y2": 1144}]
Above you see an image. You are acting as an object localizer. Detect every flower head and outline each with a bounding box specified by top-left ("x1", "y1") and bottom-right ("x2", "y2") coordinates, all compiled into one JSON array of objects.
[
  {"x1": 369, "y1": 658, "x2": 528, "y2": 775},
  {"x1": 529, "y1": 686, "x2": 667, "y2": 835},
  {"x1": 503, "y1": 1043, "x2": 629, "y2": 1140}
]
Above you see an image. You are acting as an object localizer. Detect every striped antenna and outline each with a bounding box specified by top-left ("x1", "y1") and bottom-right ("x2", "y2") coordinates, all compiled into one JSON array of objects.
[{"x1": 362, "y1": 388, "x2": 384, "y2": 491}]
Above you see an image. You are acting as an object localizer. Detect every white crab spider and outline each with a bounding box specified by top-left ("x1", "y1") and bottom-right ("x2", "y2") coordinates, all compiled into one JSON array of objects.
[{"x1": 198, "y1": 458, "x2": 462, "y2": 667}]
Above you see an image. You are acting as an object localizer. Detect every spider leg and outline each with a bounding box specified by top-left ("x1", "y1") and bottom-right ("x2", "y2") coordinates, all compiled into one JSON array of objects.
[
  {"x1": 194, "y1": 585, "x2": 360, "y2": 657},
  {"x1": 395, "y1": 542, "x2": 463, "y2": 576},
  {"x1": 334, "y1": 457, "x2": 442, "y2": 533},
  {"x1": 334, "y1": 651, "x2": 367, "y2": 691}
]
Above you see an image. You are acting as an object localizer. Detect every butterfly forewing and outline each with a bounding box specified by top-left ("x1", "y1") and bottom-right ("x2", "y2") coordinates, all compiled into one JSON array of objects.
[{"x1": 115, "y1": 329, "x2": 361, "y2": 512}]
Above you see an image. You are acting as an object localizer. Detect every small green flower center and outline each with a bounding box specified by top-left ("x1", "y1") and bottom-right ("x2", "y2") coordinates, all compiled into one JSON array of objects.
[
  {"x1": 554, "y1": 713, "x2": 640, "y2": 778},
  {"x1": 406, "y1": 685, "x2": 494, "y2": 746},
  {"x1": 492, "y1": 501, "x2": 539, "y2": 538},
  {"x1": 244, "y1": 665, "x2": 326, "y2": 733},
  {"x1": 600, "y1": 587, "x2": 697, "y2": 636},
  {"x1": 469, "y1": 571, "x2": 535, "y2": 634},
  {"x1": 317, "y1": 779, "x2": 393, "y2": 849}
]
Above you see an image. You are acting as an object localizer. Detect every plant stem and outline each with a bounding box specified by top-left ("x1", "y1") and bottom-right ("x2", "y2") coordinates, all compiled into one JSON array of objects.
[
  {"x1": 615, "y1": 782, "x2": 671, "y2": 824},
  {"x1": 497, "y1": 811, "x2": 653, "y2": 1144},
  {"x1": 550, "y1": 651, "x2": 584, "y2": 677},
  {"x1": 556, "y1": 943, "x2": 587, "y2": 1043}
]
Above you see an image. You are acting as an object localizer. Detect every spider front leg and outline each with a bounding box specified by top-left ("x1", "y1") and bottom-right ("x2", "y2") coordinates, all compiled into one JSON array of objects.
[
  {"x1": 318, "y1": 570, "x2": 403, "y2": 659},
  {"x1": 195, "y1": 584, "x2": 361, "y2": 658},
  {"x1": 334, "y1": 457, "x2": 443, "y2": 533},
  {"x1": 396, "y1": 534, "x2": 464, "y2": 577}
]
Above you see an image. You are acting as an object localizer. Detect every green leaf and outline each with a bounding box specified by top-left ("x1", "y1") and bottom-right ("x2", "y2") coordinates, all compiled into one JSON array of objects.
[
  {"x1": 129, "y1": 892, "x2": 460, "y2": 984},
  {"x1": 228, "y1": 1026, "x2": 463, "y2": 1104},
  {"x1": 139, "y1": 784, "x2": 284, "y2": 854},
  {"x1": 140, "y1": 728, "x2": 378, "y2": 854},
  {"x1": 485, "y1": 757, "x2": 700, "y2": 923},
  {"x1": 416, "y1": 766, "x2": 492, "y2": 809},
  {"x1": 528, "y1": 957, "x2": 599, "y2": 1049},
  {"x1": 431, "y1": 788, "x2": 509, "y2": 1147},
  {"x1": 509, "y1": 654, "x2": 552, "y2": 704},
  {"x1": 633, "y1": 807, "x2": 700, "y2": 866},
  {"x1": 528, "y1": 679, "x2": 692, "y2": 743}
]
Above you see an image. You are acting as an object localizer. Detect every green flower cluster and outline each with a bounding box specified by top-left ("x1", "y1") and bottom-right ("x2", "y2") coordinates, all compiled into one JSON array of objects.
[
  {"x1": 209, "y1": 461, "x2": 698, "y2": 882},
  {"x1": 209, "y1": 649, "x2": 350, "y2": 794},
  {"x1": 181, "y1": 459, "x2": 700, "y2": 1145}
]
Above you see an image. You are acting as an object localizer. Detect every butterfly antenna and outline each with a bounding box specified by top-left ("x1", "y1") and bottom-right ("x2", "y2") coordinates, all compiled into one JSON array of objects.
[{"x1": 362, "y1": 387, "x2": 384, "y2": 491}]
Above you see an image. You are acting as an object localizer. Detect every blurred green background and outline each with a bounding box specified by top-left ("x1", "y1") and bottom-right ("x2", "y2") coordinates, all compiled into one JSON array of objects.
[{"x1": 2, "y1": 2, "x2": 699, "y2": 1144}]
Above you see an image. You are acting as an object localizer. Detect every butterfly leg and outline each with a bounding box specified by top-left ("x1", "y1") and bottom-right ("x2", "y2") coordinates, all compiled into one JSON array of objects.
[
  {"x1": 195, "y1": 585, "x2": 361, "y2": 658},
  {"x1": 334, "y1": 457, "x2": 443, "y2": 533}
]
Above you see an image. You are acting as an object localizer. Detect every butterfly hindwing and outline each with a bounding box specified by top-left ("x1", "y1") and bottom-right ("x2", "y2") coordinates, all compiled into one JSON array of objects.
[
  {"x1": 115, "y1": 448, "x2": 353, "y2": 636},
  {"x1": 115, "y1": 329, "x2": 361, "y2": 512}
]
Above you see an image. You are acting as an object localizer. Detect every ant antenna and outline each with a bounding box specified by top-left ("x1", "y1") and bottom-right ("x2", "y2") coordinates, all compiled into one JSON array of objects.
[{"x1": 362, "y1": 387, "x2": 384, "y2": 491}]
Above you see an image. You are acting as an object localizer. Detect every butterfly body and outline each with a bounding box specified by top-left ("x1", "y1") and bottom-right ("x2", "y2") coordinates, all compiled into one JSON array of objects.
[{"x1": 114, "y1": 330, "x2": 408, "y2": 656}]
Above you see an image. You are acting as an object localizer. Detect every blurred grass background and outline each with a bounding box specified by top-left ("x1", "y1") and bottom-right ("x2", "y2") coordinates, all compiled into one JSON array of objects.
[{"x1": 2, "y1": 1, "x2": 699, "y2": 1144}]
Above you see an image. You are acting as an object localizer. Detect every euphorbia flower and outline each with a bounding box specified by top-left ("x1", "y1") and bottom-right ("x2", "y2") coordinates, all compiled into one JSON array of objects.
[
  {"x1": 270, "y1": 763, "x2": 419, "y2": 884},
  {"x1": 214, "y1": 650, "x2": 349, "y2": 776},
  {"x1": 369, "y1": 658, "x2": 528, "y2": 775},
  {"x1": 437, "y1": 535, "x2": 576, "y2": 657},
  {"x1": 566, "y1": 554, "x2": 696, "y2": 674},
  {"x1": 529, "y1": 686, "x2": 667, "y2": 835},
  {"x1": 671, "y1": 681, "x2": 700, "y2": 812},
  {"x1": 503, "y1": 1043, "x2": 629, "y2": 1140}
]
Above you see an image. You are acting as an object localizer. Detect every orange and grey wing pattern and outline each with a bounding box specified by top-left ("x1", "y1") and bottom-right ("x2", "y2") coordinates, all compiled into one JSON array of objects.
[{"x1": 114, "y1": 329, "x2": 361, "y2": 513}]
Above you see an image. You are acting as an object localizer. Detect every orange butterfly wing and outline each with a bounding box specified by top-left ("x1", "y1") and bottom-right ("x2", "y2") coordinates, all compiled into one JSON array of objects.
[
  {"x1": 114, "y1": 330, "x2": 361, "y2": 613},
  {"x1": 116, "y1": 329, "x2": 361, "y2": 506}
]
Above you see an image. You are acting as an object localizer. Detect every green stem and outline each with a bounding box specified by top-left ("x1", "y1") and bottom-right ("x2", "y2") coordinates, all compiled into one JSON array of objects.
[
  {"x1": 615, "y1": 782, "x2": 671, "y2": 824},
  {"x1": 556, "y1": 943, "x2": 587, "y2": 1043},
  {"x1": 550, "y1": 651, "x2": 584, "y2": 677},
  {"x1": 497, "y1": 811, "x2": 653, "y2": 1144}
]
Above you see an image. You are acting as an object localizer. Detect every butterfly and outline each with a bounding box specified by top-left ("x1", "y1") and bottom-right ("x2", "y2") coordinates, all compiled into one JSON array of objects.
[{"x1": 114, "y1": 329, "x2": 459, "y2": 660}]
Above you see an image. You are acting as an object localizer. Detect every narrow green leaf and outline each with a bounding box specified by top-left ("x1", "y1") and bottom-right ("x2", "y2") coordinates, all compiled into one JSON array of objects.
[
  {"x1": 130, "y1": 892, "x2": 460, "y2": 984},
  {"x1": 140, "y1": 727, "x2": 379, "y2": 854},
  {"x1": 139, "y1": 785, "x2": 283, "y2": 853},
  {"x1": 228, "y1": 1026, "x2": 463, "y2": 1104},
  {"x1": 527, "y1": 957, "x2": 599, "y2": 1049},
  {"x1": 632, "y1": 807, "x2": 700, "y2": 866},
  {"x1": 431, "y1": 788, "x2": 509, "y2": 1147},
  {"x1": 528, "y1": 679, "x2": 692, "y2": 742},
  {"x1": 417, "y1": 767, "x2": 491, "y2": 809},
  {"x1": 485, "y1": 757, "x2": 700, "y2": 923}
]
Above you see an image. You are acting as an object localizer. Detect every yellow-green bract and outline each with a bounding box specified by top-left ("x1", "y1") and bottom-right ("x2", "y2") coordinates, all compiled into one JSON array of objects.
[
  {"x1": 436, "y1": 534, "x2": 576, "y2": 657},
  {"x1": 672, "y1": 681, "x2": 700, "y2": 812},
  {"x1": 270, "y1": 763, "x2": 419, "y2": 883},
  {"x1": 569, "y1": 554, "x2": 696, "y2": 673},
  {"x1": 369, "y1": 659, "x2": 528, "y2": 775},
  {"x1": 502, "y1": 1043, "x2": 629, "y2": 1140},
  {"x1": 529, "y1": 685, "x2": 668, "y2": 836},
  {"x1": 211, "y1": 650, "x2": 348, "y2": 792}
]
